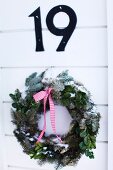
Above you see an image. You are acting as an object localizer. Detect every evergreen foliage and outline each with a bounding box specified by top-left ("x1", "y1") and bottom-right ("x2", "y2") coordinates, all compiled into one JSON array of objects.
[{"x1": 9, "y1": 69, "x2": 100, "y2": 169}]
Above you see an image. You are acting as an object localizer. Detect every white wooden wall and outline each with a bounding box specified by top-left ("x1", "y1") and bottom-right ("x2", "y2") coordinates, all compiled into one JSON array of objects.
[
  {"x1": 107, "y1": 0, "x2": 113, "y2": 169},
  {"x1": 0, "y1": 0, "x2": 108, "y2": 170}
]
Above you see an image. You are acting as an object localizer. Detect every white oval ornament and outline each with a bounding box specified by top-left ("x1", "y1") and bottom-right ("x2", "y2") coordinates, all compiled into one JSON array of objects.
[{"x1": 38, "y1": 105, "x2": 72, "y2": 136}]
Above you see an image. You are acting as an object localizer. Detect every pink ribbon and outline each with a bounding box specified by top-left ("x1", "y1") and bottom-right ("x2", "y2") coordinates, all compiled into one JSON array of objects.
[{"x1": 33, "y1": 88, "x2": 62, "y2": 143}]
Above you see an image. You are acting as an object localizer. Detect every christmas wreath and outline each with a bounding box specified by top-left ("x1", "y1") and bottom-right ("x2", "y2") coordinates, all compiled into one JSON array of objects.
[{"x1": 9, "y1": 69, "x2": 100, "y2": 169}]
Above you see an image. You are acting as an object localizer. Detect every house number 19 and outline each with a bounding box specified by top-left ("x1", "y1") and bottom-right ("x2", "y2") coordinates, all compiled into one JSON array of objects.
[{"x1": 29, "y1": 5, "x2": 77, "y2": 52}]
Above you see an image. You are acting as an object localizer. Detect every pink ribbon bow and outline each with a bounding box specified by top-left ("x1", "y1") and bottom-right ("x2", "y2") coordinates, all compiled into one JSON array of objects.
[{"x1": 33, "y1": 87, "x2": 62, "y2": 143}]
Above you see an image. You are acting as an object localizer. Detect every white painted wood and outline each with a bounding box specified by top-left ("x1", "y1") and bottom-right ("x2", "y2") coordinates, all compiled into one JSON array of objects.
[
  {"x1": 97, "y1": 106, "x2": 108, "y2": 142},
  {"x1": 2, "y1": 67, "x2": 107, "y2": 104},
  {"x1": 3, "y1": 103, "x2": 15, "y2": 136},
  {"x1": 0, "y1": 28, "x2": 107, "y2": 67},
  {"x1": 0, "y1": 0, "x2": 108, "y2": 169},
  {"x1": 0, "y1": 135, "x2": 4, "y2": 170},
  {"x1": 0, "y1": 69, "x2": 8, "y2": 170},
  {"x1": 8, "y1": 167, "x2": 46, "y2": 170},
  {"x1": 2, "y1": 102, "x2": 108, "y2": 142},
  {"x1": 0, "y1": 0, "x2": 106, "y2": 31},
  {"x1": 0, "y1": 134, "x2": 8, "y2": 170},
  {"x1": 4, "y1": 136, "x2": 107, "y2": 170},
  {"x1": 107, "y1": 0, "x2": 113, "y2": 169},
  {"x1": 0, "y1": 69, "x2": 4, "y2": 170},
  {"x1": 0, "y1": 77, "x2": 2, "y2": 170},
  {"x1": 0, "y1": 68, "x2": 2, "y2": 135}
]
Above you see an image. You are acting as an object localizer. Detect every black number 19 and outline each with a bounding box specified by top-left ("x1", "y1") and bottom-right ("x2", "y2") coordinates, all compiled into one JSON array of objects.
[{"x1": 29, "y1": 5, "x2": 77, "y2": 52}]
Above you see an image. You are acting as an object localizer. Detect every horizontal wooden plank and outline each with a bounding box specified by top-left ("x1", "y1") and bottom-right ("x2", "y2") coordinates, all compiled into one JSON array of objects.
[
  {"x1": 1, "y1": 67, "x2": 107, "y2": 104},
  {"x1": 0, "y1": 28, "x2": 107, "y2": 67},
  {"x1": 0, "y1": 69, "x2": 2, "y2": 134},
  {"x1": 0, "y1": 136, "x2": 4, "y2": 170},
  {"x1": 107, "y1": 0, "x2": 113, "y2": 169},
  {"x1": 4, "y1": 137, "x2": 107, "y2": 170},
  {"x1": 98, "y1": 106, "x2": 108, "y2": 141},
  {"x1": 3, "y1": 102, "x2": 108, "y2": 141},
  {"x1": 0, "y1": 157, "x2": 3, "y2": 169},
  {"x1": 0, "y1": 0, "x2": 106, "y2": 31},
  {"x1": 8, "y1": 166, "x2": 46, "y2": 170}
]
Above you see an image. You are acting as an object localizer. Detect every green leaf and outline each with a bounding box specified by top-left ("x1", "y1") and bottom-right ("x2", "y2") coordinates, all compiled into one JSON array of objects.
[
  {"x1": 35, "y1": 153, "x2": 46, "y2": 159},
  {"x1": 36, "y1": 142, "x2": 43, "y2": 148},
  {"x1": 12, "y1": 103, "x2": 18, "y2": 108},
  {"x1": 89, "y1": 142, "x2": 96, "y2": 149},
  {"x1": 80, "y1": 129, "x2": 87, "y2": 138},
  {"x1": 84, "y1": 136, "x2": 90, "y2": 145},
  {"x1": 90, "y1": 154, "x2": 94, "y2": 159},
  {"x1": 90, "y1": 136, "x2": 96, "y2": 143},
  {"x1": 9, "y1": 94, "x2": 15, "y2": 100},
  {"x1": 15, "y1": 89, "x2": 21, "y2": 99},
  {"x1": 89, "y1": 151, "x2": 95, "y2": 159},
  {"x1": 85, "y1": 150, "x2": 90, "y2": 157},
  {"x1": 79, "y1": 142, "x2": 87, "y2": 150},
  {"x1": 35, "y1": 145, "x2": 40, "y2": 151},
  {"x1": 85, "y1": 150, "x2": 94, "y2": 159}
]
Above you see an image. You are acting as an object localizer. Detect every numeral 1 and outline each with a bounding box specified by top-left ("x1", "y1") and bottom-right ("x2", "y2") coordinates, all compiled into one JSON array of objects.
[{"x1": 29, "y1": 7, "x2": 44, "y2": 51}]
